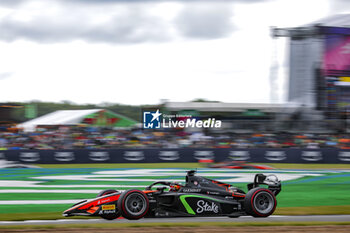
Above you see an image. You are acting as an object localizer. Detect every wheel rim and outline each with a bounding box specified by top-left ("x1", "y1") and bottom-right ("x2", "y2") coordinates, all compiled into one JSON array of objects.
[
  {"x1": 125, "y1": 193, "x2": 146, "y2": 216},
  {"x1": 253, "y1": 191, "x2": 274, "y2": 214}
]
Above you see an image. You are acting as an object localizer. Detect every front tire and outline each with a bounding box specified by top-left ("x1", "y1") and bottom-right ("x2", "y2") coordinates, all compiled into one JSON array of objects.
[
  {"x1": 97, "y1": 189, "x2": 120, "y2": 220},
  {"x1": 117, "y1": 189, "x2": 149, "y2": 220},
  {"x1": 244, "y1": 187, "x2": 276, "y2": 217}
]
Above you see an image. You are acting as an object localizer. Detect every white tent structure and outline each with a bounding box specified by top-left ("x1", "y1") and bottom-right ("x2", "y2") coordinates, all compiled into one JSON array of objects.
[{"x1": 18, "y1": 109, "x2": 102, "y2": 132}]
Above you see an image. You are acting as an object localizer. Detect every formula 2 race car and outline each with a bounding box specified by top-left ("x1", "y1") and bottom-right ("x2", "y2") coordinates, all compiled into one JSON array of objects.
[{"x1": 63, "y1": 170, "x2": 281, "y2": 220}]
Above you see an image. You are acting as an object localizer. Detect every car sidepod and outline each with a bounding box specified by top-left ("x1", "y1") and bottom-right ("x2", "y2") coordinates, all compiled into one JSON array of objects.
[
  {"x1": 149, "y1": 192, "x2": 245, "y2": 217},
  {"x1": 178, "y1": 193, "x2": 244, "y2": 216}
]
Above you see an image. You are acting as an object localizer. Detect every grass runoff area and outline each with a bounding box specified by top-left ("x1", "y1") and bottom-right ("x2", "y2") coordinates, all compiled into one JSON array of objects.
[{"x1": 0, "y1": 163, "x2": 349, "y2": 221}]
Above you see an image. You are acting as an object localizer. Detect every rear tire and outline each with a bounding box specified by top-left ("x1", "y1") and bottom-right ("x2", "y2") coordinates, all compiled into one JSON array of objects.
[
  {"x1": 117, "y1": 189, "x2": 149, "y2": 220},
  {"x1": 244, "y1": 187, "x2": 276, "y2": 217},
  {"x1": 97, "y1": 189, "x2": 120, "y2": 220}
]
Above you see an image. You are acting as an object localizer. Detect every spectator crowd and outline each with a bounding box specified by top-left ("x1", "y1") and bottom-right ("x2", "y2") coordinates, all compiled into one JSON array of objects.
[{"x1": 1, "y1": 126, "x2": 350, "y2": 150}]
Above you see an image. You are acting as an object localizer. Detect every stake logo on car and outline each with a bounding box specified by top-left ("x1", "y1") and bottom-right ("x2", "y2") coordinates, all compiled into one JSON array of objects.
[{"x1": 196, "y1": 200, "x2": 219, "y2": 214}]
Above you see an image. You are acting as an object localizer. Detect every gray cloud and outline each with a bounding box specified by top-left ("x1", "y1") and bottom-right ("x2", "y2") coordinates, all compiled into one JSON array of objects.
[
  {"x1": 329, "y1": 0, "x2": 350, "y2": 13},
  {"x1": 82, "y1": 11, "x2": 171, "y2": 43},
  {"x1": 0, "y1": 0, "x2": 245, "y2": 44},
  {"x1": 63, "y1": 0, "x2": 267, "y2": 3},
  {"x1": 175, "y1": 4, "x2": 235, "y2": 39},
  {"x1": 0, "y1": 0, "x2": 25, "y2": 6},
  {"x1": 0, "y1": 72, "x2": 13, "y2": 80},
  {"x1": 0, "y1": 6, "x2": 171, "y2": 43},
  {"x1": 0, "y1": 0, "x2": 270, "y2": 6}
]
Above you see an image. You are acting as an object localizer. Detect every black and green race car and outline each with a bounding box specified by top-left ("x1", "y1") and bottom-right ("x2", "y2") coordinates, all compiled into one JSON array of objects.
[{"x1": 63, "y1": 170, "x2": 281, "y2": 220}]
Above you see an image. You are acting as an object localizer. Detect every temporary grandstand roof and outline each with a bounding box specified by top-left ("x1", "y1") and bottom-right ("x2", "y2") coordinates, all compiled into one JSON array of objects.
[
  {"x1": 18, "y1": 109, "x2": 138, "y2": 132},
  {"x1": 305, "y1": 14, "x2": 350, "y2": 28},
  {"x1": 273, "y1": 14, "x2": 350, "y2": 38}
]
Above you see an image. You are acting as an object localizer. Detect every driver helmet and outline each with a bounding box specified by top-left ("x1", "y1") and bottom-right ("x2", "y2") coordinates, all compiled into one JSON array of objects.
[{"x1": 170, "y1": 184, "x2": 181, "y2": 192}]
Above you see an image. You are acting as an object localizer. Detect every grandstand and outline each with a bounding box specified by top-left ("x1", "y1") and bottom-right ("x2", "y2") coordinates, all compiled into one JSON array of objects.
[
  {"x1": 163, "y1": 101, "x2": 291, "y2": 133},
  {"x1": 271, "y1": 14, "x2": 350, "y2": 132},
  {"x1": 272, "y1": 14, "x2": 350, "y2": 106},
  {"x1": 0, "y1": 103, "x2": 22, "y2": 131},
  {"x1": 158, "y1": 15, "x2": 350, "y2": 133}
]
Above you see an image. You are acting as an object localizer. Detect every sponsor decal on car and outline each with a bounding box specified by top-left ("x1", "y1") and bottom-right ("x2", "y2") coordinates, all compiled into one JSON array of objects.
[
  {"x1": 179, "y1": 195, "x2": 223, "y2": 215},
  {"x1": 97, "y1": 198, "x2": 110, "y2": 205},
  {"x1": 182, "y1": 188, "x2": 201, "y2": 192},
  {"x1": 99, "y1": 209, "x2": 116, "y2": 215},
  {"x1": 207, "y1": 191, "x2": 220, "y2": 195},
  {"x1": 196, "y1": 200, "x2": 219, "y2": 214},
  {"x1": 102, "y1": 204, "x2": 116, "y2": 210}
]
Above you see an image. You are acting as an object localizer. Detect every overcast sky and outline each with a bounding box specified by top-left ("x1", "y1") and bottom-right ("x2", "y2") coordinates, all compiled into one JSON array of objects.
[{"x1": 0, "y1": 0, "x2": 349, "y2": 105}]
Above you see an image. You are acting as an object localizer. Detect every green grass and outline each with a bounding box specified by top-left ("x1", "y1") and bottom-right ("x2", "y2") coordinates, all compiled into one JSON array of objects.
[
  {"x1": 0, "y1": 205, "x2": 72, "y2": 215},
  {"x1": 278, "y1": 179, "x2": 350, "y2": 208}
]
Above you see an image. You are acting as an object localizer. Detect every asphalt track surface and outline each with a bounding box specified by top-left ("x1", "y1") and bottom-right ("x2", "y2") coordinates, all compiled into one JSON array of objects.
[{"x1": 0, "y1": 215, "x2": 349, "y2": 225}]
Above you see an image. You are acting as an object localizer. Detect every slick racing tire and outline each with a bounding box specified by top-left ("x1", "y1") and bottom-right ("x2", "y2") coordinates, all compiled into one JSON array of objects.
[
  {"x1": 117, "y1": 189, "x2": 149, "y2": 220},
  {"x1": 97, "y1": 189, "x2": 120, "y2": 220},
  {"x1": 244, "y1": 187, "x2": 276, "y2": 217}
]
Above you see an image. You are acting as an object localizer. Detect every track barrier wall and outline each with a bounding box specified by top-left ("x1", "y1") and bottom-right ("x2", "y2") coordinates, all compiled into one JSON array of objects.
[{"x1": 1, "y1": 148, "x2": 350, "y2": 164}]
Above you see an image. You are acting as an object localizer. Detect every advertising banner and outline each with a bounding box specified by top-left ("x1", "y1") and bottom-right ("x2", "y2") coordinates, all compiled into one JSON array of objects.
[
  {"x1": 323, "y1": 27, "x2": 350, "y2": 74},
  {"x1": 1, "y1": 148, "x2": 350, "y2": 164}
]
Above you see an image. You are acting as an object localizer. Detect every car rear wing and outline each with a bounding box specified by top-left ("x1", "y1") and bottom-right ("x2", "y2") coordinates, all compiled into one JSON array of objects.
[{"x1": 247, "y1": 174, "x2": 281, "y2": 196}]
